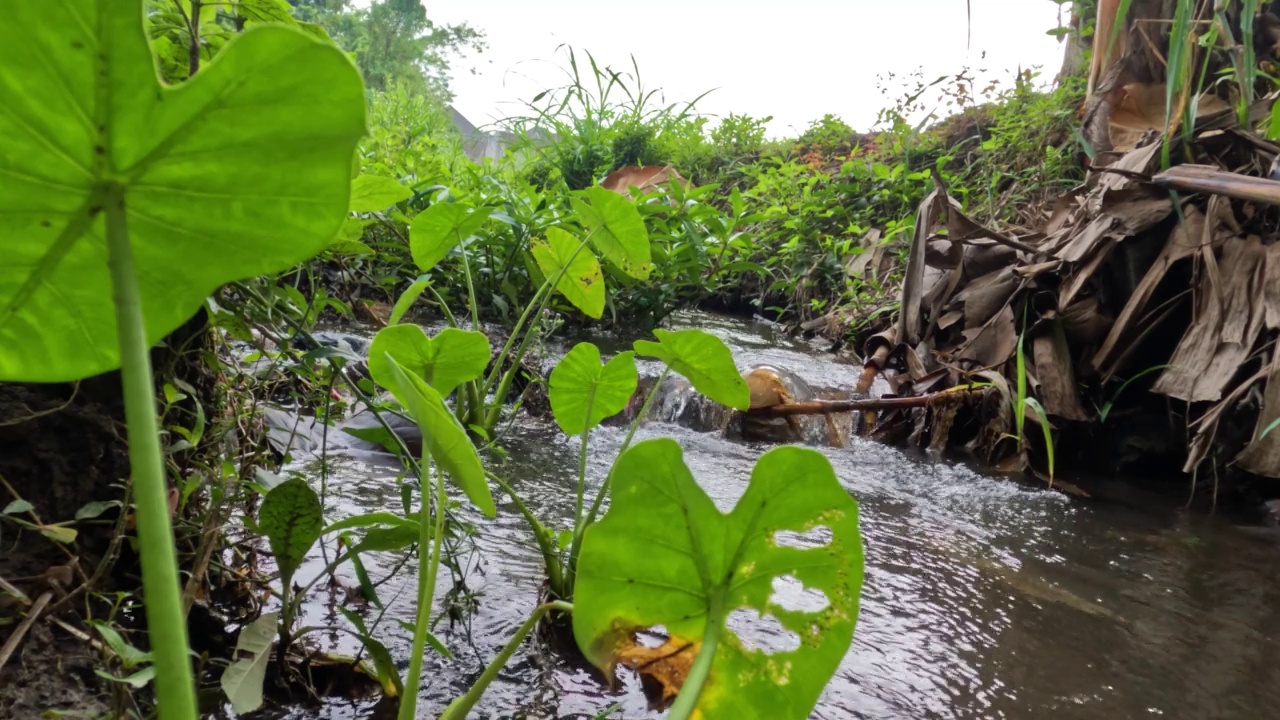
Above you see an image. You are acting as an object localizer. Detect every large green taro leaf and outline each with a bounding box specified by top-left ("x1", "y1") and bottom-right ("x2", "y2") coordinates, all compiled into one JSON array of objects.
[
  {"x1": 380, "y1": 354, "x2": 495, "y2": 517},
  {"x1": 574, "y1": 439, "x2": 863, "y2": 719},
  {"x1": 368, "y1": 324, "x2": 489, "y2": 397},
  {"x1": 571, "y1": 186, "x2": 651, "y2": 280},
  {"x1": 634, "y1": 329, "x2": 750, "y2": 410},
  {"x1": 0, "y1": 0, "x2": 366, "y2": 382},
  {"x1": 548, "y1": 342, "x2": 637, "y2": 436},
  {"x1": 532, "y1": 226, "x2": 605, "y2": 319}
]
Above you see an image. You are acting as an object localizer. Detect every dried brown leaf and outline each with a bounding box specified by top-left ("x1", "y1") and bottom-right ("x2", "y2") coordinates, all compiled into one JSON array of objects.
[
  {"x1": 1237, "y1": 349, "x2": 1280, "y2": 478},
  {"x1": 600, "y1": 165, "x2": 689, "y2": 199},
  {"x1": 1092, "y1": 204, "x2": 1207, "y2": 375},
  {"x1": 1032, "y1": 327, "x2": 1089, "y2": 421}
]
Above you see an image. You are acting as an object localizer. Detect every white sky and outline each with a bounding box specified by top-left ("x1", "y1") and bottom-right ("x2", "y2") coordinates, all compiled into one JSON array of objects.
[{"x1": 427, "y1": 1, "x2": 1072, "y2": 137}]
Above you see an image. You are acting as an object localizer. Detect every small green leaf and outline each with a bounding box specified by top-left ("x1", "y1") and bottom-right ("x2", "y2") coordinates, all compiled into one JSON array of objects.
[
  {"x1": 572, "y1": 187, "x2": 652, "y2": 280},
  {"x1": 2, "y1": 500, "x2": 33, "y2": 515},
  {"x1": 349, "y1": 175, "x2": 413, "y2": 213},
  {"x1": 531, "y1": 227, "x2": 605, "y2": 319},
  {"x1": 234, "y1": 0, "x2": 298, "y2": 25},
  {"x1": 395, "y1": 620, "x2": 453, "y2": 658},
  {"x1": 410, "y1": 202, "x2": 490, "y2": 272},
  {"x1": 96, "y1": 666, "x2": 155, "y2": 689},
  {"x1": 634, "y1": 329, "x2": 749, "y2": 410},
  {"x1": 549, "y1": 343, "x2": 638, "y2": 435},
  {"x1": 40, "y1": 525, "x2": 78, "y2": 544},
  {"x1": 574, "y1": 439, "x2": 863, "y2": 719},
  {"x1": 1023, "y1": 397, "x2": 1056, "y2": 481},
  {"x1": 345, "y1": 547, "x2": 382, "y2": 606},
  {"x1": 341, "y1": 425, "x2": 405, "y2": 455},
  {"x1": 0, "y1": 3, "x2": 366, "y2": 382},
  {"x1": 368, "y1": 324, "x2": 490, "y2": 397},
  {"x1": 75, "y1": 500, "x2": 121, "y2": 521},
  {"x1": 259, "y1": 478, "x2": 323, "y2": 589},
  {"x1": 88, "y1": 621, "x2": 152, "y2": 669},
  {"x1": 356, "y1": 523, "x2": 421, "y2": 552},
  {"x1": 220, "y1": 612, "x2": 277, "y2": 715},
  {"x1": 338, "y1": 607, "x2": 402, "y2": 696},
  {"x1": 556, "y1": 529, "x2": 573, "y2": 551},
  {"x1": 1261, "y1": 416, "x2": 1280, "y2": 440},
  {"x1": 322, "y1": 512, "x2": 414, "y2": 536},
  {"x1": 389, "y1": 275, "x2": 433, "y2": 325},
  {"x1": 381, "y1": 355, "x2": 495, "y2": 517}
]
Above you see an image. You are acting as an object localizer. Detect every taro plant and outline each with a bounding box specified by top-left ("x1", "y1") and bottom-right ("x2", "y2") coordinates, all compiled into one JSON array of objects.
[
  {"x1": 0, "y1": 1, "x2": 365, "y2": 716},
  {"x1": 574, "y1": 439, "x2": 864, "y2": 719},
  {"x1": 382, "y1": 182, "x2": 654, "y2": 439},
  {"x1": 491, "y1": 328, "x2": 753, "y2": 602}
]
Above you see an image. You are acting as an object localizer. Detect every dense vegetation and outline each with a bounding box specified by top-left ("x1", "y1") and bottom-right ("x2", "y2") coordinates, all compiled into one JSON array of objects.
[{"x1": 0, "y1": 0, "x2": 1140, "y2": 718}]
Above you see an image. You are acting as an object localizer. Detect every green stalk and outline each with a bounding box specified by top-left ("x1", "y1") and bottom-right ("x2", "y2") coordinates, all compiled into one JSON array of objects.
[
  {"x1": 458, "y1": 236, "x2": 483, "y2": 332},
  {"x1": 666, "y1": 591, "x2": 725, "y2": 720},
  {"x1": 482, "y1": 238, "x2": 599, "y2": 432},
  {"x1": 568, "y1": 368, "x2": 669, "y2": 588},
  {"x1": 574, "y1": 387, "x2": 597, "y2": 528},
  {"x1": 486, "y1": 471, "x2": 564, "y2": 593},
  {"x1": 480, "y1": 228, "x2": 598, "y2": 398},
  {"x1": 103, "y1": 183, "x2": 198, "y2": 719},
  {"x1": 398, "y1": 459, "x2": 446, "y2": 720},
  {"x1": 480, "y1": 280, "x2": 552, "y2": 396},
  {"x1": 423, "y1": 283, "x2": 460, "y2": 328},
  {"x1": 438, "y1": 601, "x2": 573, "y2": 720}
]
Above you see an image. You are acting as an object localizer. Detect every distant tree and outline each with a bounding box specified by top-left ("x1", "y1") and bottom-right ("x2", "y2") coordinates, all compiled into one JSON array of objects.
[{"x1": 287, "y1": 0, "x2": 484, "y2": 97}]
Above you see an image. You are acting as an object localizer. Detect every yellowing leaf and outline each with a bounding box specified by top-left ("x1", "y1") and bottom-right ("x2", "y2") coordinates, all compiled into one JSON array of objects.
[
  {"x1": 532, "y1": 227, "x2": 605, "y2": 319},
  {"x1": 574, "y1": 440, "x2": 864, "y2": 719}
]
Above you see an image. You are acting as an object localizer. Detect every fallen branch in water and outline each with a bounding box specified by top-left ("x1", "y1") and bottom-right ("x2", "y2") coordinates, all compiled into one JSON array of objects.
[{"x1": 745, "y1": 385, "x2": 985, "y2": 418}]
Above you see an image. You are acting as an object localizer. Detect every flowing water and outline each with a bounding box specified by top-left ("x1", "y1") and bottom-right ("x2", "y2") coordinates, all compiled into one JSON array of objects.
[{"x1": 261, "y1": 312, "x2": 1280, "y2": 720}]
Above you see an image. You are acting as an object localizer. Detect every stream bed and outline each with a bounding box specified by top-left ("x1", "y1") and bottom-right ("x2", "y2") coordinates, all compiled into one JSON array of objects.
[{"x1": 262, "y1": 312, "x2": 1280, "y2": 720}]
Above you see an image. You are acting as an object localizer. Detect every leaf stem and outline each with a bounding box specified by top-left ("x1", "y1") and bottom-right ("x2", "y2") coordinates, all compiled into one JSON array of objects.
[
  {"x1": 103, "y1": 183, "x2": 198, "y2": 720},
  {"x1": 398, "y1": 459, "x2": 445, "y2": 720},
  {"x1": 574, "y1": 386, "x2": 597, "y2": 530},
  {"x1": 439, "y1": 601, "x2": 572, "y2": 720},
  {"x1": 667, "y1": 590, "x2": 724, "y2": 720},
  {"x1": 568, "y1": 368, "x2": 669, "y2": 587},
  {"x1": 485, "y1": 470, "x2": 563, "y2": 592}
]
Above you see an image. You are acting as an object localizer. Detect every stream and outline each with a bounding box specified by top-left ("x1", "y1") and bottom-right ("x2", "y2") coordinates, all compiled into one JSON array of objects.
[{"x1": 257, "y1": 311, "x2": 1280, "y2": 720}]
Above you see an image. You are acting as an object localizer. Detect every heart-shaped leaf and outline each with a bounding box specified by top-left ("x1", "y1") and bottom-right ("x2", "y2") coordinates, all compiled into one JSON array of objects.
[
  {"x1": 380, "y1": 354, "x2": 495, "y2": 517},
  {"x1": 574, "y1": 439, "x2": 864, "y2": 719},
  {"x1": 368, "y1": 324, "x2": 490, "y2": 397},
  {"x1": 349, "y1": 175, "x2": 413, "y2": 213},
  {"x1": 0, "y1": 1, "x2": 366, "y2": 382},
  {"x1": 410, "y1": 202, "x2": 490, "y2": 272},
  {"x1": 532, "y1": 226, "x2": 605, "y2": 319},
  {"x1": 634, "y1": 329, "x2": 750, "y2": 410},
  {"x1": 259, "y1": 477, "x2": 322, "y2": 590},
  {"x1": 549, "y1": 343, "x2": 638, "y2": 435},
  {"x1": 572, "y1": 187, "x2": 652, "y2": 280}
]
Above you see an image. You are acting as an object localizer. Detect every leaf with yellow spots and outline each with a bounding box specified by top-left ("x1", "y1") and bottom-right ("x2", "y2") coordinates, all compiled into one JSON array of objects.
[
  {"x1": 573, "y1": 439, "x2": 864, "y2": 719},
  {"x1": 531, "y1": 226, "x2": 605, "y2": 319}
]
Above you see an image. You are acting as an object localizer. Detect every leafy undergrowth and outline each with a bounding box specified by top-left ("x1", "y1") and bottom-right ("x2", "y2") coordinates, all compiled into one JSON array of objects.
[{"x1": 10, "y1": 1, "x2": 1211, "y2": 719}]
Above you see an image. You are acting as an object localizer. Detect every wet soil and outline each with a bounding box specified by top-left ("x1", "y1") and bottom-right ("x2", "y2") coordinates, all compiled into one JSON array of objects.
[{"x1": 0, "y1": 379, "x2": 127, "y2": 720}]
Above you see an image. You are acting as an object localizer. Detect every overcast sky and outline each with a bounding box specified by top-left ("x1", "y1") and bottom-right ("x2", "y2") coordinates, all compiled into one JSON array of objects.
[{"x1": 426, "y1": 1, "x2": 1071, "y2": 137}]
